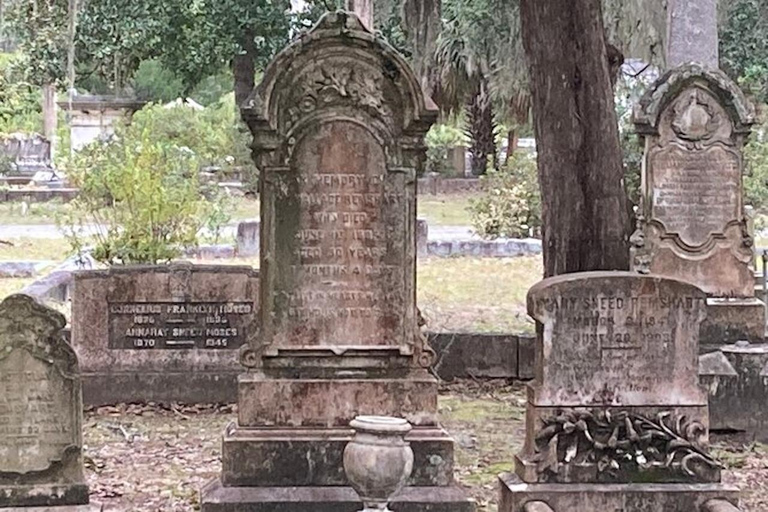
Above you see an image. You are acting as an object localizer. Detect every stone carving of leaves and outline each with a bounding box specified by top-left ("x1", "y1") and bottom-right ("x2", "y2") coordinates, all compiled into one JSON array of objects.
[{"x1": 532, "y1": 408, "x2": 722, "y2": 482}]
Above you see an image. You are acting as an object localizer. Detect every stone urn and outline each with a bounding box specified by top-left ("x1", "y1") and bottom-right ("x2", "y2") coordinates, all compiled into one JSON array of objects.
[{"x1": 343, "y1": 415, "x2": 414, "y2": 511}]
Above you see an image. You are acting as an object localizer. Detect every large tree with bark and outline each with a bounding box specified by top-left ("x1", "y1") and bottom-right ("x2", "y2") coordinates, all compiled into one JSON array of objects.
[{"x1": 520, "y1": 0, "x2": 631, "y2": 277}]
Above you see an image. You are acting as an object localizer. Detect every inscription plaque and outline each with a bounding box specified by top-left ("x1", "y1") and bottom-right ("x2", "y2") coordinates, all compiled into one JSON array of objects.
[
  {"x1": 651, "y1": 145, "x2": 740, "y2": 247},
  {"x1": 267, "y1": 120, "x2": 409, "y2": 351},
  {"x1": 528, "y1": 272, "x2": 707, "y2": 407},
  {"x1": 0, "y1": 350, "x2": 76, "y2": 473},
  {"x1": 108, "y1": 301, "x2": 255, "y2": 349}
]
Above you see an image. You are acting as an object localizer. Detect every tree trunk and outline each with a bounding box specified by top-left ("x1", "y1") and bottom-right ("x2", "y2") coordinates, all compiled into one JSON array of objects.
[
  {"x1": 346, "y1": 0, "x2": 374, "y2": 31},
  {"x1": 466, "y1": 78, "x2": 496, "y2": 176},
  {"x1": 42, "y1": 82, "x2": 57, "y2": 160},
  {"x1": 505, "y1": 128, "x2": 518, "y2": 165},
  {"x1": 402, "y1": 0, "x2": 441, "y2": 98},
  {"x1": 520, "y1": 0, "x2": 630, "y2": 277},
  {"x1": 232, "y1": 29, "x2": 256, "y2": 110}
]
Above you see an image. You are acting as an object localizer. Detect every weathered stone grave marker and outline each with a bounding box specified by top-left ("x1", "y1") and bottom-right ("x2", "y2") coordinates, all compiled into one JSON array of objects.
[
  {"x1": 631, "y1": 64, "x2": 764, "y2": 344},
  {"x1": 0, "y1": 294, "x2": 97, "y2": 510},
  {"x1": 500, "y1": 272, "x2": 742, "y2": 511},
  {"x1": 200, "y1": 11, "x2": 473, "y2": 512},
  {"x1": 72, "y1": 263, "x2": 259, "y2": 405}
]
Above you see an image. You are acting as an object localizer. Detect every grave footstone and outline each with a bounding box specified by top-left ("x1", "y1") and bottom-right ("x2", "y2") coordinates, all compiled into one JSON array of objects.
[
  {"x1": 71, "y1": 263, "x2": 259, "y2": 405},
  {"x1": 631, "y1": 64, "x2": 765, "y2": 344},
  {"x1": 0, "y1": 294, "x2": 98, "y2": 510},
  {"x1": 500, "y1": 272, "x2": 742, "y2": 511},
  {"x1": 200, "y1": 11, "x2": 473, "y2": 512}
]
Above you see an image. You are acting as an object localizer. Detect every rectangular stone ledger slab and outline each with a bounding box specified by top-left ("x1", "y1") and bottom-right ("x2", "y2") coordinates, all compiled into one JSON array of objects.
[
  {"x1": 700, "y1": 298, "x2": 765, "y2": 346},
  {"x1": 499, "y1": 473, "x2": 740, "y2": 512},
  {"x1": 71, "y1": 264, "x2": 259, "y2": 405}
]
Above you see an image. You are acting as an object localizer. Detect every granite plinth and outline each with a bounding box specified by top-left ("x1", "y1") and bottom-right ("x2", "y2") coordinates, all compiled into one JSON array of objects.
[
  {"x1": 237, "y1": 371, "x2": 438, "y2": 428},
  {"x1": 701, "y1": 343, "x2": 768, "y2": 438},
  {"x1": 82, "y1": 371, "x2": 240, "y2": 406},
  {"x1": 221, "y1": 424, "x2": 454, "y2": 487},
  {"x1": 499, "y1": 473, "x2": 741, "y2": 512},
  {"x1": 200, "y1": 479, "x2": 474, "y2": 512},
  {"x1": 700, "y1": 298, "x2": 765, "y2": 346}
]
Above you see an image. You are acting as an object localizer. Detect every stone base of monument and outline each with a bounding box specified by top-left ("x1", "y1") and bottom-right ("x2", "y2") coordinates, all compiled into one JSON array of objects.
[
  {"x1": 700, "y1": 298, "x2": 765, "y2": 348},
  {"x1": 200, "y1": 480, "x2": 474, "y2": 512},
  {"x1": 701, "y1": 343, "x2": 768, "y2": 440},
  {"x1": 81, "y1": 370, "x2": 240, "y2": 405},
  {"x1": 235, "y1": 372, "x2": 439, "y2": 427},
  {"x1": 219, "y1": 424, "x2": 455, "y2": 486},
  {"x1": 0, "y1": 483, "x2": 90, "y2": 509},
  {"x1": 498, "y1": 473, "x2": 741, "y2": 512}
]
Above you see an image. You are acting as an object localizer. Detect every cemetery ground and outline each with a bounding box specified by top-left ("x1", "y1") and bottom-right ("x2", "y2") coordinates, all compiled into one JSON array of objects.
[{"x1": 80, "y1": 380, "x2": 768, "y2": 512}]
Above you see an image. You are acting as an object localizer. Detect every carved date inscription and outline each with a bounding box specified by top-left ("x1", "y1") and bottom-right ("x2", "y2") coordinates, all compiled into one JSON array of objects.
[
  {"x1": 0, "y1": 349, "x2": 75, "y2": 474},
  {"x1": 651, "y1": 145, "x2": 740, "y2": 247},
  {"x1": 271, "y1": 121, "x2": 408, "y2": 348},
  {"x1": 531, "y1": 280, "x2": 706, "y2": 406},
  {"x1": 108, "y1": 301, "x2": 254, "y2": 349}
]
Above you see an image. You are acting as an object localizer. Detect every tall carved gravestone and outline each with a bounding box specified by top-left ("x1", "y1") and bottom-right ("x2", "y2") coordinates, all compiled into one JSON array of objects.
[
  {"x1": 631, "y1": 65, "x2": 765, "y2": 344},
  {"x1": 499, "y1": 272, "x2": 742, "y2": 512},
  {"x1": 200, "y1": 12, "x2": 473, "y2": 512},
  {"x1": 0, "y1": 294, "x2": 97, "y2": 511}
]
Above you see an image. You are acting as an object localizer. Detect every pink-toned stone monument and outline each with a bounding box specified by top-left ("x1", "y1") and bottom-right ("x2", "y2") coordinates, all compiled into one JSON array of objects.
[
  {"x1": 631, "y1": 64, "x2": 764, "y2": 344},
  {"x1": 499, "y1": 272, "x2": 743, "y2": 511},
  {"x1": 199, "y1": 11, "x2": 473, "y2": 512}
]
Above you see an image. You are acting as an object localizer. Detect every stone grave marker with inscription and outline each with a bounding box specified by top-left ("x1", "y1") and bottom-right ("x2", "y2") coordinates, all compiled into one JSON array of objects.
[
  {"x1": 200, "y1": 12, "x2": 473, "y2": 512},
  {"x1": 631, "y1": 64, "x2": 765, "y2": 344},
  {"x1": 71, "y1": 263, "x2": 258, "y2": 405},
  {"x1": 0, "y1": 294, "x2": 98, "y2": 510},
  {"x1": 499, "y1": 272, "x2": 743, "y2": 512}
]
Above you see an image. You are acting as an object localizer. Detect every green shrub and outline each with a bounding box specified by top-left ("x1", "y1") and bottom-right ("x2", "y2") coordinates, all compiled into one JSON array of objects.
[
  {"x1": 469, "y1": 152, "x2": 541, "y2": 239},
  {"x1": 131, "y1": 59, "x2": 186, "y2": 103},
  {"x1": 745, "y1": 121, "x2": 768, "y2": 213},
  {"x1": 0, "y1": 53, "x2": 42, "y2": 134},
  {"x1": 424, "y1": 123, "x2": 467, "y2": 176},
  {"x1": 61, "y1": 103, "x2": 236, "y2": 265}
]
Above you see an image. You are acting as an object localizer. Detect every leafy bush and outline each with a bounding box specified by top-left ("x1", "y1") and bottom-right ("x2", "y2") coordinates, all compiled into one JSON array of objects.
[
  {"x1": 131, "y1": 59, "x2": 186, "y2": 103},
  {"x1": 62, "y1": 103, "x2": 237, "y2": 264},
  {"x1": 469, "y1": 152, "x2": 541, "y2": 239},
  {"x1": 0, "y1": 53, "x2": 42, "y2": 134},
  {"x1": 745, "y1": 121, "x2": 768, "y2": 213},
  {"x1": 424, "y1": 123, "x2": 467, "y2": 176}
]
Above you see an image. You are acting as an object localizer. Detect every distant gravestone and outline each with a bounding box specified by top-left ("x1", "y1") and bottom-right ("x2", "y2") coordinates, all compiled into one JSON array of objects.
[
  {"x1": 235, "y1": 221, "x2": 260, "y2": 257},
  {"x1": 631, "y1": 64, "x2": 764, "y2": 343},
  {"x1": 71, "y1": 263, "x2": 259, "y2": 405},
  {"x1": 0, "y1": 294, "x2": 91, "y2": 509},
  {"x1": 500, "y1": 272, "x2": 741, "y2": 512}
]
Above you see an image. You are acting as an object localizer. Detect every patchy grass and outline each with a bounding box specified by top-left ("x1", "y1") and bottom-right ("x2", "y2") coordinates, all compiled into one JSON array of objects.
[
  {"x1": 418, "y1": 194, "x2": 475, "y2": 226},
  {"x1": 0, "y1": 238, "x2": 72, "y2": 261},
  {"x1": 418, "y1": 256, "x2": 541, "y2": 333},
  {"x1": 0, "y1": 278, "x2": 34, "y2": 300},
  {"x1": 230, "y1": 196, "x2": 260, "y2": 221},
  {"x1": 0, "y1": 200, "x2": 73, "y2": 225}
]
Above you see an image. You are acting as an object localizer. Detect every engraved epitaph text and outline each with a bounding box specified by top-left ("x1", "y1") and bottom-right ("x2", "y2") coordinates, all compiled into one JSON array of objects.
[
  {"x1": 108, "y1": 301, "x2": 255, "y2": 349},
  {"x1": 270, "y1": 121, "x2": 407, "y2": 349},
  {"x1": 0, "y1": 350, "x2": 76, "y2": 473},
  {"x1": 528, "y1": 273, "x2": 707, "y2": 407}
]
